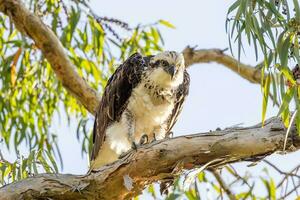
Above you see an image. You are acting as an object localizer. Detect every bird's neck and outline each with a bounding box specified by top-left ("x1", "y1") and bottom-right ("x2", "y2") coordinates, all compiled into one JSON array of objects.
[{"x1": 142, "y1": 80, "x2": 175, "y2": 105}]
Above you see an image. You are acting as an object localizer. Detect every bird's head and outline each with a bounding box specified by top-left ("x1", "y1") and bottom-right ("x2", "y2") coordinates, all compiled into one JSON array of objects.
[{"x1": 148, "y1": 51, "x2": 185, "y2": 87}]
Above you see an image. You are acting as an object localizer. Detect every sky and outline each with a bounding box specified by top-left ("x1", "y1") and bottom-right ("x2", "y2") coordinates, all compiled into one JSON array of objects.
[{"x1": 3, "y1": 0, "x2": 299, "y2": 199}]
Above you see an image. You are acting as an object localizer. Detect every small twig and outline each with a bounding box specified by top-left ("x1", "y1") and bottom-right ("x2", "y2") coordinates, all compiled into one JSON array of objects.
[
  {"x1": 277, "y1": 164, "x2": 300, "y2": 188},
  {"x1": 291, "y1": 176, "x2": 299, "y2": 196},
  {"x1": 263, "y1": 160, "x2": 300, "y2": 179},
  {"x1": 211, "y1": 169, "x2": 237, "y2": 200},
  {"x1": 280, "y1": 182, "x2": 300, "y2": 199}
]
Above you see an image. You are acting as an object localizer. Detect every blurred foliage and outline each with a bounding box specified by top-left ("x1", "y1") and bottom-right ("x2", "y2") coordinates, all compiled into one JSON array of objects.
[
  {"x1": 0, "y1": 0, "x2": 300, "y2": 199},
  {"x1": 147, "y1": 162, "x2": 300, "y2": 200},
  {"x1": 0, "y1": 149, "x2": 58, "y2": 185},
  {"x1": 226, "y1": 0, "x2": 300, "y2": 129},
  {"x1": 0, "y1": 0, "x2": 166, "y2": 185}
]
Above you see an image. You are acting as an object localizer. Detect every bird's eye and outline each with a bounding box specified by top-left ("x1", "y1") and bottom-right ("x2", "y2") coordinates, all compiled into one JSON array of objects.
[{"x1": 161, "y1": 60, "x2": 168, "y2": 67}]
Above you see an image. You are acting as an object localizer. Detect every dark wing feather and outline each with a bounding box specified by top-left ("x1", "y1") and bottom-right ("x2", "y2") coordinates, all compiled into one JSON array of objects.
[
  {"x1": 90, "y1": 53, "x2": 150, "y2": 161},
  {"x1": 165, "y1": 70, "x2": 190, "y2": 135}
]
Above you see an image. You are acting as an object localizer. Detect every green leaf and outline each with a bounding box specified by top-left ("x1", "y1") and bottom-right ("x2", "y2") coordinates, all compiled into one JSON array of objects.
[
  {"x1": 261, "y1": 177, "x2": 276, "y2": 200},
  {"x1": 271, "y1": 74, "x2": 278, "y2": 107},
  {"x1": 280, "y1": 66, "x2": 296, "y2": 85},
  {"x1": 279, "y1": 34, "x2": 291, "y2": 68},
  {"x1": 69, "y1": 6, "x2": 81, "y2": 43},
  {"x1": 159, "y1": 19, "x2": 176, "y2": 29},
  {"x1": 294, "y1": 90, "x2": 300, "y2": 135},
  {"x1": 294, "y1": 36, "x2": 300, "y2": 66},
  {"x1": 263, "y1": 1, "x2": 285, "y2": 22},
  {"x1": 278, "y1": 87, "x2": 296, "y2": 120},
  {"x1": 262, "y1": 75, "x2": 271, "y2": 126},
  {"x1": 293, "y1": 0, "x2": 300, "y2": 21},
  {"x1": 147, "y1": 184, "x2": 156, "y2": 198},
  {"x1": 227, "y1": 0, "x2": 241, "y2": 15},
  {"x1": 45, "y1": 150, "x2": 58, "y2": 173},
  {"x1": 185, "y1": 190, "x2": 197, "y2": 200}
]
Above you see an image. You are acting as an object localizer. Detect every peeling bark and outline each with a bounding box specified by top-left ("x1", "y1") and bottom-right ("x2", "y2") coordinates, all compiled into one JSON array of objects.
[{"x1": 0, "y1": 117, "x2": 299, "y2": 199}]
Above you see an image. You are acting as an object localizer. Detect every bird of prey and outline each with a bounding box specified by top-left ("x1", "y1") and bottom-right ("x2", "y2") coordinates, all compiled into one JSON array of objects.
[{"x1": 90, "y1": 51, "x2": 190, "y2": 170}]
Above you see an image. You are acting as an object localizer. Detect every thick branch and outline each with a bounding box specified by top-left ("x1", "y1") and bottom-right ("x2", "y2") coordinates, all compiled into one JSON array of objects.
[
  {"x1": 0, "y1": 0, "x2": 100, "y2": 114},
  {"x1": 1, "y1": 117, "x2": 299, "y2": 200}
]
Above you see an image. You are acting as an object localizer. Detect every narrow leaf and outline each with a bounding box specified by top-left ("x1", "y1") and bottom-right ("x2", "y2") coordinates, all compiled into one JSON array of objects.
[{"x1": 159, "y1": 20, "x2": 176, "y2": 29}]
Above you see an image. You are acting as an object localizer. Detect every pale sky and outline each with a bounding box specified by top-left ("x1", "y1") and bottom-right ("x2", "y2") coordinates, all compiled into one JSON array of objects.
[{"x1": 3, "y1": 0, "x2": 299, "y2": 199}]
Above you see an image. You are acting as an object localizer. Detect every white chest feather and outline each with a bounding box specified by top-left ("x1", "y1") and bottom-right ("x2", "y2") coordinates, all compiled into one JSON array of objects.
[
  {"x1": 105, "y1": 82, "x2": 175, "y2": 156},
  {"x1": 128, "y1": 83, "x2": 174, "y2": 134}
]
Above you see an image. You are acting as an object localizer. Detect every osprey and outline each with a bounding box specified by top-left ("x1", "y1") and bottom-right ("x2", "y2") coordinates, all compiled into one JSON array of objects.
[{"x1": 90, "y1": 51, "x2": 190, "y2": 170}]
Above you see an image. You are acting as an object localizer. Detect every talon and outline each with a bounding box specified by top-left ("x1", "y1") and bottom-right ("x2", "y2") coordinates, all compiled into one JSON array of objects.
[
  {"x1": 131, "y1": 142, "x2": 138, "y2": 151},
  {"x1": 139, "y1": 134, "x2": 149, "y2": 145},
  {"x1": 167, "y1": 131, "x2": 174, "y2": 138},
  {"x1": 152, "y1": 133, "x2": 157, "y2": 142}
]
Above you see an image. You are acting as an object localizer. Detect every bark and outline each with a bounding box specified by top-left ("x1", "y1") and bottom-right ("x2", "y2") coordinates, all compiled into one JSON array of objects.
[
  {"x1": 0, "y1": 117, "x2": 299, "y2": 200},
  {"x1": 0, "y1": 0, "x2": 262, "y2": 116}
]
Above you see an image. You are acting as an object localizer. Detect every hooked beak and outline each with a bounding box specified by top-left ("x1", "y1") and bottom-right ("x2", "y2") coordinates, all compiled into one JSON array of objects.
[{"x1": 165, "y1": 65, "x2": 176, "y2": 79}]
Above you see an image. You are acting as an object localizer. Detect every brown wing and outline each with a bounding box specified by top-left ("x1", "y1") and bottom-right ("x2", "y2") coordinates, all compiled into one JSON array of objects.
[
  {"x1": 90, "y1": 53, "x2": 151, "y2": 161},
  {"x1": 165, "y1": 70, "x2": 190, "y2": 135}
]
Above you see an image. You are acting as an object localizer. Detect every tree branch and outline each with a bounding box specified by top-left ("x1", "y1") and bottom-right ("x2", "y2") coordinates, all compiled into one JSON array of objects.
[
  {"x1": 182, "y1": 46, "x2": 262, "y2": 84},
  {"x1": 1, "y1": 117, "x2": 299, "y2": 199},
  {"x1": 0, "y1": 0, "x2": 262, "y2": 117}
]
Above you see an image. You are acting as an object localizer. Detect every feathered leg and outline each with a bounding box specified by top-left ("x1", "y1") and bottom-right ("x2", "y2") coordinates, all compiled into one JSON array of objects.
[{"x1": 124, "y1": 110, "x2": 139, "y2": 150}]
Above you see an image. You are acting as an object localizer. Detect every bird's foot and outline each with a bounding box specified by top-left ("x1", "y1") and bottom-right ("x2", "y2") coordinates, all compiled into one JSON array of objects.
[
  {"x1": 119, "y1": 136, "x2": 148, "y2": 159},
  {"x1": 131, "y1": 141, "x2": 139, "y2": 151},
  {"x1": 166, "y1": 131, "x2": 174, "y2": 138},
  {"x1": 151, "y1": 133, "x2": 157, "y2": 143},
  {"x1": 130, "y1": 134, "x2": 150, "y2": 151},
  {"x1": 130, "y1": 134, "x2": 149, "y2": 150},
  {"x1": 118, "y1": 142, "x2": 138, "y2": 159},
  {"x1": 139, "y1": 134, "x2": 149, "y2": 145}
]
